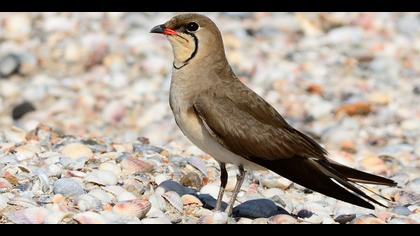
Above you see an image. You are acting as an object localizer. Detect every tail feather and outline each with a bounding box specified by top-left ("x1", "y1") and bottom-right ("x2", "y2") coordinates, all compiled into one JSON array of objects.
[
  {"x1": 258, "y1": 157, "x2": 376, "y2": 209},
  {"x1": 326, "y1": 160, "x2": 397, "y2": 187},
  {"x1": 257, "y1": 157, "x2": 395, "y2": 209},
  {"x1": 311, "y1": 160, "x2": 389, "y2": 208}
]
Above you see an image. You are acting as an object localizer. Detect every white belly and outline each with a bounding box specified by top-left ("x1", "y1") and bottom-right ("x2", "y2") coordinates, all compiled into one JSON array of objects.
[{"x1": 174, "y1": 109, "x2": 265, "y2": 171}]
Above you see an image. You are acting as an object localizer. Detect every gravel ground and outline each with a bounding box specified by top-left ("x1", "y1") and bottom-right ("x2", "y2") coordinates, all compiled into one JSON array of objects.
[{"x1": 0, "y1": 12, "x2": 419, "y2": 224}]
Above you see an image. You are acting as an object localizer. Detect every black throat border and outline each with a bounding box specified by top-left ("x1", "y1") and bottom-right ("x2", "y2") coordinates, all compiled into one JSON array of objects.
[{"x1": 173, "y1": 32, "x2": 199, "y2": 70}]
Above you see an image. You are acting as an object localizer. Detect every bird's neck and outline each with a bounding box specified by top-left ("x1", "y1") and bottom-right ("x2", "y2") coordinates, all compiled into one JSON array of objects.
[{"x1": 170, "y1": 58, "x2": 232, "y2": 107}]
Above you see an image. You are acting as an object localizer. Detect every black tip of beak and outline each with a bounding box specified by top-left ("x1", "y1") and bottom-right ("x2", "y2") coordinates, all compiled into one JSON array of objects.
[{"x1": 150, "y1": 24, "x2": 165, "y2": 34}]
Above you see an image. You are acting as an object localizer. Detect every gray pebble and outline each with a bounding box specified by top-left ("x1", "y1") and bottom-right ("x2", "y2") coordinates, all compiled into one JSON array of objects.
[
  {"x1": 133, "y1": 144, "x2": 163, "y2": 154},
  {"x1": 392, "y1": 206, "x2": 412, "y2": 216},
  {"x1": 297, "y1": 209, "x2": 314, "y2": 219},
  {"x1": 334, "y1": 214, "x2": 356, "y2": 224},
  {"x1": 232, "y1": 199, "x2": 288, "y2": 219},
  {"x1": 158, "y1": 180, "x2": 198, "y2": 196},
  {"x1": 197, "y1": 193, "x2": 227, "y2": 211},
  {"x1": 0, "y1": 54, "x2": 21, "y2": 78}
]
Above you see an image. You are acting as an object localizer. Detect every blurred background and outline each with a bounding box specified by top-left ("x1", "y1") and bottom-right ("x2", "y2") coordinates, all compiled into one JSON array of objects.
[{"x1": 0, "y1": 12, "x2": 419, "y2": 164}]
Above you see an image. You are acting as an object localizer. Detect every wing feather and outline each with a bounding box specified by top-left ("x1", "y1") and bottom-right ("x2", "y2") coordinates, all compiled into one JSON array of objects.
[{"x1": 193, "y1": 82, "x2": 327, "y2": 161}]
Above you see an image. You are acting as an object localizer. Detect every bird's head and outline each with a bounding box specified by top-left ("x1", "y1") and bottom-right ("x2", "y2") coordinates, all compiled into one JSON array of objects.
[{"x1": 150, "y1": 13, "x2": 226, "y2": 69}]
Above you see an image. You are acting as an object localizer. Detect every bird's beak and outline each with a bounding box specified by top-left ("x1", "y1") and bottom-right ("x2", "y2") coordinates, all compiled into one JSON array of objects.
[{"x1": 150, "y1": 24, "x2": 177, "y2": 36}]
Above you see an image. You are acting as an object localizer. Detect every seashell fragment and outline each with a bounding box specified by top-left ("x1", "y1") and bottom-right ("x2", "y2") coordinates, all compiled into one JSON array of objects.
[
  {"x1": 101, "y1": 212, "x2": 142, "y2": 224},
  {"x1": 3, "y1": 126, "x2": 27, "y2": 143},
  {"x1": 7, "y1": 207, "x2": 48, "y2": 224},
  {"x1": 85, "y1": 170, "x2": 118, "y2": 186},
  {"x1": 268, "y1": 214, "x2": 298, "y2": 224},
  {"x1": 44, "y1": 211, "x2": 67, "y2": 224},
  {"x1": 61, "y1": 143, "x2": 93, "y2": 160},
  {"x1": 113, "y1": 199, "x2": 151, "y2": 219},
  {"x1": 88, "y1": 189, "x2": 114, "y2": 204},
  {"x1": 140, "y1": 217, "x2": 172, "y2": 224},
  {"x1": 198, "y1": 212, "x2": 228, "y2": 224},
  {"x1": 77, "y1": 194, "x2": 102, "y2": 211},
  {"x1": 187, "y1": 156, "x2": 207, "y2": 175},
  {"x1": 53, "y1": 178, "x2": 85, "y2": 197},
  {"x1": 0, "y1": 178, "x2": 13, "y2": 191},
  {"x1": 99, "y1": 162, "x2": 122, "y2": 177},
  {"x1": 0, "y1": 194, "x2": 9, "y2": 210},
  {"x1": 74, "y1": 212, "x2": 107, "y2": 224},
  {"x1": 162, "y1": 191, "x2": 183, "y2": 213},
  {"x1": 116, "y1": 191, "x2": 137, "y2": 202},
  {"x1": 121, "y1": 156, "x2": 154, "y2": 174},
  {"x1": 14, "y1": 143, "x2": 41, "y2": 161},
  {"x1": 180, "y1": 172, "x2": 203, "y2": 190},
  {"x1": 181, "y1": 194, "x2": 203, "y2": 207}
]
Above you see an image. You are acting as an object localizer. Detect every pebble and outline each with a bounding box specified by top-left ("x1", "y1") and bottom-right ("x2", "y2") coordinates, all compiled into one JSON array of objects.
[
  {"x1": 392, "y1": 206, "x2": 412, "y2": 216},
  {"x1": 158, "y1": 180, "x2": 198, "y2": 196},
  {"x1": 11, "y1": 101, "x2": 36, "y2": 120},
  {"x1": 0, "y1": 53, "x2": 21, "y2": 78},
  {"x1": 200, "y1": 183, "x2": 221, "y2": 199},
  {"x1": 232, "y1": 199, "x2": 288, "y2": 219},
  {"x1": 297, "y1": 209, "x2": 314, "y2": 219},
  {"x1": 53, "y1": 178, "x2": 85, "y2": 197},
  {"x1": 334, "y1": 214, "x2": 356, "y2": 224},
  {"x1": 197, "y1": 194, "x2": 228, "y2": 211}
]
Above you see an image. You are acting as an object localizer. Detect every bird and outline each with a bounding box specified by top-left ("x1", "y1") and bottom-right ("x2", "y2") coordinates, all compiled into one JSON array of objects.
[{"x1": 150, "y1": 13, "x2": 397, "y2": 216}]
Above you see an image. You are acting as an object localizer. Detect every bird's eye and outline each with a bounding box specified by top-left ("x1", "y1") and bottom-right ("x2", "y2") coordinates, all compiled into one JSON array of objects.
[{"x1": 186, "y1": 22, "x2": 199, "y2": 32}]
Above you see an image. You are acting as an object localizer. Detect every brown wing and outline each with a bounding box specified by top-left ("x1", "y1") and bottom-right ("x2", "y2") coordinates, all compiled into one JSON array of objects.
[{"x1": 193, "y1": 81, "x2": 328, "y2": 161}]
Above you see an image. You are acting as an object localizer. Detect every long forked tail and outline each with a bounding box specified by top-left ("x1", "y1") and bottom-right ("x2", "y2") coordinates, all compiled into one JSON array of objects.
[
  {"x1": 258, "y1": 157, "x2": 397, "y2": 210},
  {"x1": 325, "y1": 160, "x2": 397, "y2": 186}
]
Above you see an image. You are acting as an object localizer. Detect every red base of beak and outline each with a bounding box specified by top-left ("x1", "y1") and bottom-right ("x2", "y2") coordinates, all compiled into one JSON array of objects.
[{"x1": 164, "y1": 28, "x2": 177, "y2": 36}]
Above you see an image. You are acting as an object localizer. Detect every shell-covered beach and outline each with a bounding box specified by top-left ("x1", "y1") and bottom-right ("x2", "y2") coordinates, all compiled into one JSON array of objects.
[{"x1": 0, "y1": 12, "x2": 419, "y2": 224}]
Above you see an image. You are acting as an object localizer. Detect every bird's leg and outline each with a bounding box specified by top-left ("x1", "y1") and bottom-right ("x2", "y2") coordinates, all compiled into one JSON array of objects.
[
  {"x1": 214, "y1": 162, "x2": 227, "y2": 211},
  {"x1": 225, "y1": 165, "x2": 246, "y2": 216}
]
